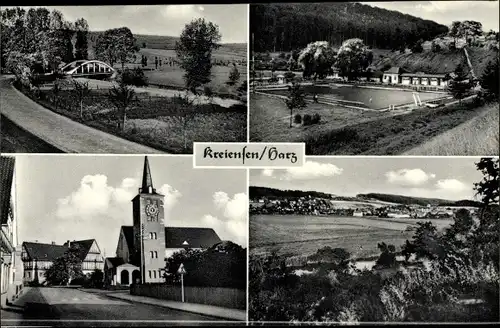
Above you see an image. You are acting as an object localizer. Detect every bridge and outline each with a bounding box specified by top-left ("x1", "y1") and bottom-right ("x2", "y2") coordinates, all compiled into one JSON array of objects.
[{"x1": 60, "y1": 60, "x2": 116, "y2": 79}]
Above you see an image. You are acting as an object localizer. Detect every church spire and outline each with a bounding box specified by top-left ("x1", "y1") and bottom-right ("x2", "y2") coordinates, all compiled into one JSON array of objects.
[{"x1": 141, "y1": 156, "x2": 155, "y2": 194}]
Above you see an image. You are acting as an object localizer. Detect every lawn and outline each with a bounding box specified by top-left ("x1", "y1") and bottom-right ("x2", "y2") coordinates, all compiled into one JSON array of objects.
[
  {"x1": 250, "y1": 214, "x2": 453, "y2": 259},
  {"x1": 16, "y1": 82, "x2": 246, "y2": 154},
  {"x1": 403, "y1": 102, "x2": 499, "y2": 156},
  {"x1": 249, "y1": 92, "x2": 401, "y2": 142}
]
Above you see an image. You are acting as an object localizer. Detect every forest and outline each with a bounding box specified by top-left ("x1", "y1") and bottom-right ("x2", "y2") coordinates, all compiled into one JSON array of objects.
[{"x1": 251, "y1": 2, "x2": 449, "y2": 53}]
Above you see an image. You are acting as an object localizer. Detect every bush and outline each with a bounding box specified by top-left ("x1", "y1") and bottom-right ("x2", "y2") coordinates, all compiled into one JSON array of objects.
[
  {"x1": 203, "y1": 85, "x2": 214, "y2": 98},
  {"x1": 303, "y1": 114, "x2": 312, "y2": 126},
  {"x1": 294, "y1": 114, "x2": 302, "y2": 124},
  {"x1": 311, "y1": 113, "x2": 321, "y2": 124},
  {"x1": 120, "y1": 67, "x2": 148, "y2": 87}
]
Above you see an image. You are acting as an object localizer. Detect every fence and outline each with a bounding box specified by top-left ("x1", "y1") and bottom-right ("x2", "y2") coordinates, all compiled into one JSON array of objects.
[{"x1": 130, "y1": 283, "x2": 246, "y2": 310}]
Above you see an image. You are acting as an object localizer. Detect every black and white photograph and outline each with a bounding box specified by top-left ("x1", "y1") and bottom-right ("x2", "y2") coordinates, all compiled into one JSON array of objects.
[
  {"x1": 249, "y1": 156, "x2": 499, "y2": 323},
  {"x1": 249, "y1": 1, "x2": 499, "y2": 156},
  {"x1": 0, "y1": 155, "x2": 247, "y2": 326},
  {"x1": 0, "y1": 5, "x2": 248, "y2": 154}
]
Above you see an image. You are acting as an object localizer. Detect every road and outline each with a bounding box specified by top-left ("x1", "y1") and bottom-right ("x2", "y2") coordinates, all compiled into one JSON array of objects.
[
  {"x1": 0, "y1": 76, "x2": 164, "y2": 154},
  {"x1": 1, "y1": 287, "x2": 229, "y2": 327}
]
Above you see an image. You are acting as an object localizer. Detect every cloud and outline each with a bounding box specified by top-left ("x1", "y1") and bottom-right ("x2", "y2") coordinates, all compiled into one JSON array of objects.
[
  {"x1": 386, "y1": 168, "x2": 436, "y2": 186},
  {"x1": 207, "y1": 191, "x2": 247, "y2": 247},
  {"x1": 435, "y1": 179, "x2": 468, "y2": 193},
  {"x1": 283, "y1": 161, "x2": 343, "y2": 180},
  {"x1": 158, "y1": 184, "x2": 182, "y2": 212},
  {"x1": 262, "y1": 169, "x2": 274, "y2": 177},
  {"x1": 162, "y1": 5, "x2": 204, "y2": 19}
]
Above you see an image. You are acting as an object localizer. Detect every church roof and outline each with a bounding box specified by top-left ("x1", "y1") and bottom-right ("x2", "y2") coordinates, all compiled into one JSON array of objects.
[
  {"x1": 120, "y1": 226, "x2": 222, "y2": 250},
  {"x1": 0, "y1": 156, "x2": 15, "y2": 225},
  {"x1": 105, "y1": 257, "x2": 125, "y2": 268}
]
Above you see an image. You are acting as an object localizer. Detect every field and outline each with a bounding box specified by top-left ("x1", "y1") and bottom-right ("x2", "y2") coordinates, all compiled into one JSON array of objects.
[
  {"x1": 250, "y1": 214, "x2": 454, "y2": 259},
  {"x1": 17, "y1": 81, "x2": 246, "y2": 154},
  {"x1": 404, "y1": 102, "x2": 499, "y2": 156},
  {"x1": 138, "y1": 48, "x2": 247, "y2": 96}
]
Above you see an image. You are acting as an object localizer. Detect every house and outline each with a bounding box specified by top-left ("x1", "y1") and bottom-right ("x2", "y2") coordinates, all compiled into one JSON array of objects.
[
  {"x1": 104, "y1": 157, "x2": 222, "y2": 286},
  {"x1": 400, "y1": 72, "x2": 448, "y2": 87},
  {"x1": 353, "y1": 211, "x2": 364, "y2": 217},
  {"x1": 383, "y1": 67, "x2": 400, "y2": 84},
  {"x1": 327, "y1": 67, "x2": 341, "y2": 79},
  {"x1": 1, "y1": 156, "x2": 22, "y2": 308},
  {"x1": 277, "y1": 74, "x2": 285, "y2": 84},
  {"x1": 21, "y1": 239, "x2": 104, "y2": 285}
]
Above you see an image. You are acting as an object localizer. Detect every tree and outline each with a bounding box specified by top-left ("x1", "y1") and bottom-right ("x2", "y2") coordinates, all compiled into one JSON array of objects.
[
  {"x1": 72, "y1": 79, "x2": 91, "y2": 120},
  {"x1": 479, "y1": 59, "x2": 499, "y2": 101},
  {"x1": 461, "y1": 20, "x2": 483, "y2": 46},
  {"x1": 411, "y1": 39, "x2": 424, "y2": 53},
  {"x1": 448, "y1": 63, "x2": 473, "y2": 104},
  {"x1": 375, "y1": 242, "x2": 397, "y2": 268},
  {"x1": 51, "y1": 79, "x2": 62, "y2": 109},
  {"x1": 449, "y1": 21, "x2": 462, "y2": 48},
  {"x1": 298, "y1": 41, "x2": 336, "y2": 80},
  {"x1": 44, "y1": 245, "x2": 84, "y2": 286},
  {"x1": 336, "y1": 38, "x2": 373, "y2": 81},
  {"x1": 285, "y1": 82, "x2": 307, "y2": 128},
  {"x1": 402, "y1": 221, "x2": 445, "y2": 261},
  {"x1": 95, "y1": 27, "x2": 139, "y2": 69},
  {"x1": 227, "y1": 63, "x2": 240, "y2": 86},
  {"x1": 88, "y1": 269, "x2": 104, "y2": 289},
  {"x1": 172, "y1": 92, "x2": 198, "y2": 151},
  {"x1": 74, "y1": 18, "x2": 89, "y2": 60},
  {"x1": 175, "y1": 18, "x2": 221, "y2": 94},
  {"x1": 473, "y1": 157, "x2": 499, "y2": 210},
  {"x1": 108, "y1": 80, "x2": 136, "y2": 131}
]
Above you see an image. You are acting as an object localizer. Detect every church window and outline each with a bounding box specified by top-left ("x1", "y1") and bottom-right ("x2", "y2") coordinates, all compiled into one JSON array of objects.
[
  {"x1": 150, "y1": 251, "x2": 154, "y2": 258},
  {"x1": 154, "y1": 251, "x2": 158, "y2": 258},
  {"x1": 153, "y1": 271, "x2": 156, "y2": 279}
]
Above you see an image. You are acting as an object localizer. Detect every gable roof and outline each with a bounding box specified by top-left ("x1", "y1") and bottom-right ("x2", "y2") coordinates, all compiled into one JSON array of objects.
[
  {"x1": 0, "y1": 156, "x2": 15, "y2": 225},
  {"x1": 105, "y1": 257, "x2": 125, "y2": 269},
  {"x1": 70, "y1": 239, "x2": 97, "y2": 261},
  {"x1": 166, "y1": 227, "x2": 221, "y2": 249},
  {"x1": 120, "y1": 225, "x2": 222, "y2": 250},
  {"x1": 23, "y1": 242, "x2": 68, "y2": 261},
  {"x1": 384, "y1": 67, "x2": 400, "y2": 74}
]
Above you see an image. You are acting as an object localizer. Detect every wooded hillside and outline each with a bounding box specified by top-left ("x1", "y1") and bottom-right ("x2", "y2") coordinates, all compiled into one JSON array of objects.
[{"x1": 251, "y1": 2, "x2": 449, "y2": 52}]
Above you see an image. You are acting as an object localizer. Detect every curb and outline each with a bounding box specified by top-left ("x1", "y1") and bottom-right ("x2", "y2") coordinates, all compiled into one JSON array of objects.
[{"x1": 103, "y1": 293, "x2": 245, "y2": 321}]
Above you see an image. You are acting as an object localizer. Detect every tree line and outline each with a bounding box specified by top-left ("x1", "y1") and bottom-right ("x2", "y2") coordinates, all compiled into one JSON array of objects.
[{"x1": 251, "y1": 3, "x2": 449, "y2": 53}]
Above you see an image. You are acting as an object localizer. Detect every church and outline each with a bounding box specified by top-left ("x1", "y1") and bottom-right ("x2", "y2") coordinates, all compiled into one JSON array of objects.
[{"x1": 104, "y1": 157, "x2": 222, "y2": 286}]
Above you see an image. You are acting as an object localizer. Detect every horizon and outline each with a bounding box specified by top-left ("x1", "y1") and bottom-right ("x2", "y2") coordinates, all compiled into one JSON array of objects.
[{"x1": 250, "y1": 157, "x2": 486, "y2": 203}]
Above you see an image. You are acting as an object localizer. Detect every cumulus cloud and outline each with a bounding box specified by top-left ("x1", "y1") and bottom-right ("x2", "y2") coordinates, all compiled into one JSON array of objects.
[
  {"x1": 207, "y1": 191, "x2": 247, "y2": 247},
  {"x1": 162, "y1": 5, "x2": 204, "y2": 19},
  {"x1": 385, "y1": 168, "x2": 436, "y2": 186},
  {"x1": 283, "y1": 161, "x2": 343, "y2": 180},
  {"x1": 158, "y1": 184, "x2": 182, "y2": 212},
  {"x1": 435, "y1": 179, "x2": 468, "y2": 193}
]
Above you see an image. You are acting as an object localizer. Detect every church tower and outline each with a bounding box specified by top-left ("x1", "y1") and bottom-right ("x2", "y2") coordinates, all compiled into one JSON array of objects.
[{"x1": 132, "y1": 156, "x2": 166, "y2": 283}]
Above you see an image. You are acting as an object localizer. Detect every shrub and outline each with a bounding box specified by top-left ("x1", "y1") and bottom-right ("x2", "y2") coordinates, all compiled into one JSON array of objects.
[
  {"x1": 203, "y1": 85, "x2": 214, "y2": 98},
  {"x1": 294, "y1": 114, "x2": 302, "y2": 124},
  {"x1": 120, "y1": 67, "x2": 148, "y2": 87},
  {"x1": 312, "y1": 113, "x2": 321, "y2": 124},
  {"x1": 303, "y1": 114, "x2": 313, "y2": 126}
]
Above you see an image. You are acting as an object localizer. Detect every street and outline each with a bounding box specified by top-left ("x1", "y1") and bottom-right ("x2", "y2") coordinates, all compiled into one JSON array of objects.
[{"x1": 1, "y1": 287, "x2": 233, "y2": 327}]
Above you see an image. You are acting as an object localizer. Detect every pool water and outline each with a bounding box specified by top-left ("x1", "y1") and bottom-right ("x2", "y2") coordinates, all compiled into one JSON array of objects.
[{"x1": 264, "y1": 84, "x2": 444, "y2": 110}]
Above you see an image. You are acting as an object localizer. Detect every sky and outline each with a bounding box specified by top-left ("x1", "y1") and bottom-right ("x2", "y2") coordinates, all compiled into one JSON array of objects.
[
  {"x1": 13, "y1": 5, "x2": 248, "y2": 43},
  {"x1": 250, "y1": 157, "x2": 491, "y2": 202},
  {"x1": 362, "y1": 1, "x2": 499, "y2": 32},
  {"x1": 12, "y1": 155, "x2": 248, "y2": 256}
]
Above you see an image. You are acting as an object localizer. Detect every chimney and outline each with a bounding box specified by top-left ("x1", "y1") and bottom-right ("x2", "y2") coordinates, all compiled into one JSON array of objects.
[{"x1": 51, "y1": 241, "x2": 56, "y2": 245}]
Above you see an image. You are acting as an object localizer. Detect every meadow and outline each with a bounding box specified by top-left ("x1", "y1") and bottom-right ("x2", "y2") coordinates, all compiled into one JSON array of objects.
[{"x1": 250, "y1": 214, "x2": 454, "y2": 259}]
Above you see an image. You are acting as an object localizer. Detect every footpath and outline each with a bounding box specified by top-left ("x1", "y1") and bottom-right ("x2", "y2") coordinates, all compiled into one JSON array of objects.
[{"x1": 80, "y1": 288, "x2": 246, "y2": 321}]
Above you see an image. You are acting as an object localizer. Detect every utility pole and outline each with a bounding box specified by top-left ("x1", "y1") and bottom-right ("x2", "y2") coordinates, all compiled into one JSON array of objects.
[{"x1": 141, "y1": 223, "x2": 145, "y2": 284}]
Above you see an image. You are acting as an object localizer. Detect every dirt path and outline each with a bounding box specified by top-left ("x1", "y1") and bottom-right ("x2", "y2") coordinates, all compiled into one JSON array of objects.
[{"x1": 0, "y1": 77, "x2": 164, "y2": 154}]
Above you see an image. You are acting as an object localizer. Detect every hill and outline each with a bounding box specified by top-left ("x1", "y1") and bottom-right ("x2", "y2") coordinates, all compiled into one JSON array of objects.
[
  {"x1": 249, "y1": 186, "x2": 335, "y2": 200},
  {"x1": 88, "y1": 31, "x2": 246, "y2": 55},
  {"x1": 372, "y1": 49, "x2": 467, "y2": 74},
  {"x1": 249, "y1": 187, "x2": 482, "y2": 207},
  {"x1": 357, "y1": 193, "x2": 482, "y2": 207},
  {"x1": 251, "y1": 2, "x2": 448, "y2": 52}
]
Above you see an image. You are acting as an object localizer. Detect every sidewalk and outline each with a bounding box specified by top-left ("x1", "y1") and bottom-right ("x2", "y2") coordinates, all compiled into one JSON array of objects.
[{"x1": 101, "y1": 291, "x2": 246, "y2": 321}]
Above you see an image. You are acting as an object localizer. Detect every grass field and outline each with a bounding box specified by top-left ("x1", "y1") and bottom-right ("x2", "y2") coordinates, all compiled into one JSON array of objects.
[
  {"x1": 404, "y1": 102, "x2": 499, "y2": 156},
  {"x1": 250, "y1": 214, "x2": 454, "y2": 259},
  {"x1": 137, "y1": 48, "x2": 247, "y2": 96},
  {"x1": 249, "y1": 93, "x2": 400, "y2": 142}
]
